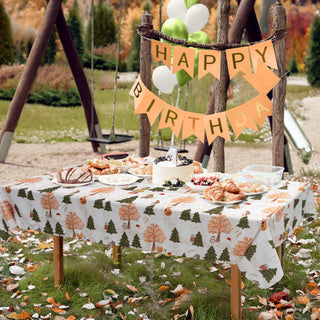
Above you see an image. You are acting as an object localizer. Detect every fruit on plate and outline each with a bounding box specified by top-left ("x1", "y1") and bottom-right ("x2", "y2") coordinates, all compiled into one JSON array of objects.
[{"x1": 190, "y1": 173, "x2": 221, "y2": 186}]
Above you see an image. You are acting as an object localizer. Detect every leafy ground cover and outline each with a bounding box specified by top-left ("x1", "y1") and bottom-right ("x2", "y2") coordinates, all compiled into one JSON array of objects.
[{"x1": 0, "y1": 177, "x2": 320, "y2": 320}]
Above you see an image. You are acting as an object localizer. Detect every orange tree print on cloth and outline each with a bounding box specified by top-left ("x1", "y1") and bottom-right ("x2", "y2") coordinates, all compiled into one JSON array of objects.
[
  {"x1": 267, "y1": 192, "x2": 291, "y2": 202},
  {"x1": 143, "y1": 223, "x2": 166, "y2": 251},
  {"x1": 65, "y1": 211, "x2": 85, "y2": 238},
  {"x1": 41, "y1": 193, "x2": 59, "y2": 218},
  {"x1": 16, "y1": 177, "x2": 43, "y2": 185},
  {"x1": 119, "y1": 203, "x2": 141, "y2": 229},
  {"x1": 262, "y1": 206, "x2": 285, "y2": 221},
  {"x1": 207, "y1": 214, "x2": 233, "y2": 242},
  {"x1": 89, "y1": 187, "x2": 115, "y2": 196},
  {"x1": 233, "y1": 237, "x2": 254, "y2": 257},
  {"x1": 1, "y1": 200, "x2": 15, "y2": 222}
]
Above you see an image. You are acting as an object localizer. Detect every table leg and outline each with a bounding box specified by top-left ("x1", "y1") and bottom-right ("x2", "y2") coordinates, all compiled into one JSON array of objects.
[
  {"x1": 231, "y1": 264, "x2": 242, "y2": 320},
  {"x1": 113, "y1": 245, "x2": 122, "y2": 265},
  {"x1": 53, "y1": 235, "x2": 64, "y2": 287}
]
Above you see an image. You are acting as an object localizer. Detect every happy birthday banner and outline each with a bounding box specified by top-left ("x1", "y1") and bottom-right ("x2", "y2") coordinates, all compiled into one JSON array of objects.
[{"x1": 129, "y1": 39, "x2": 281, "y2": 144}]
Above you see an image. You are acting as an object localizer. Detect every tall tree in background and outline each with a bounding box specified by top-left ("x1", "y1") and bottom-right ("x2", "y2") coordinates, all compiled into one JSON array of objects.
[
  {"x1": 0, "y1": 1, "x2": 14, "y2": 65},
  {"x1": 306, "y1": 11, "x2": 320, "y2": 87},
  {"x1": 42, "y1": 30, "x2": 57, "y2": 65},
  {"x1": 86, "y1": 0, "x2": 116, "y2": 51},
  {"x1": 127, "y1": 18, "x2": 140, "y2": 72},
  {"x1": 258, "y1": 0, "x2": 275, "y2": 37},
  {"x1": 67, "y1": 0, "x2": 84, "y2": 59}
]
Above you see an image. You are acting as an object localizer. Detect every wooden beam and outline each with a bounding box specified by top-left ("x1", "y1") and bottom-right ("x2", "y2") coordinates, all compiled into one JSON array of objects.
[
  {"x1": 55, "y1": 7, "x2": 105, "y2": 153},
  {"x1": 0, "y1": 0, "x2": 63, "y2": 163},
  {"x1": 139, "y1": 12, "x2": 153, "y2": 158},
  {"x1": 231, "y1": 265, "x2": 242, "y2": 320},
  {"x1": 272, "y1": 2, "x2": 287, "y2": 168},
  {"x1": 53, "y1": 235, "x2": 64, "y2": 287}
]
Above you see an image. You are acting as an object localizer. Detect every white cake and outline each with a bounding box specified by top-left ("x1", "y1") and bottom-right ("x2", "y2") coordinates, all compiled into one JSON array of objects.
[{"x1": 152, "y1": 158, "x2": 193, "y2": 186}]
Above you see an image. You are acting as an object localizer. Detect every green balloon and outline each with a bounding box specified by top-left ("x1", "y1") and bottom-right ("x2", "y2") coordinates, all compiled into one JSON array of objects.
[
  {"x1": 161, "y1": 18, "x2": 188, "y2": 42},
  {"x1": 183, "y1": 0, "x2": 199, "y2": 9},
  {"x1": 176, "y1": 31, "x2": 211, "y2": 86}
]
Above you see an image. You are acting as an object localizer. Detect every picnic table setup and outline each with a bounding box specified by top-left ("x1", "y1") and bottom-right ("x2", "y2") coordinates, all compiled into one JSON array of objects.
[{"x1": 0, "y1": 154, "x2": 316, "y2": 318}]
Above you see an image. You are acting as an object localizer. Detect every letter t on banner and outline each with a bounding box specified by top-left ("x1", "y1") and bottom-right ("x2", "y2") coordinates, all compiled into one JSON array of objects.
[{"x1": 151, "y1": 39, "x2": 172, "y2": 70}]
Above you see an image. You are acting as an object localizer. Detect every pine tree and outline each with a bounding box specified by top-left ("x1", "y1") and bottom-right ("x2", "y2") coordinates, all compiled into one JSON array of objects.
[
  {"x1": 44, "y1": 220, "x2": 53, "y2": 234},
  {"x1": 87, "y1": 215, "x2": 95, "y2": 230},
  {"x1": 180, "y1": 209, "x2": 191, "y2": 221},
  {"x1": 67, "y1": 0, "x2": 84, "y2": 58},
  {"x1": 0, "y1": 2, "x2": 14, "y2": 65},
  {"x1": 191, "y1": 212, "x2": 201, "y2": 223},
  {"x1": 106, "y1": 219, "x2": 117, "y2": 234},
  {"x1": 288, "y1": 53, "x2": 298, "y2": 74},
  {"x1": 63, "y1": 195, "x2": 72, "y2": 204},
  {"x1": 169, "y1": 227, "x2": 180, "y2": 243},
  {"x1": 144, "y1": 204, "x2": 156, "y2": 216},
  {"x1": 127, "y1": 18, "x2": 140, "y2": 72},
  {"x1": 32, "y1": 209, "x2": 40, "y2": 222},
  {"x1": 237, "y1": 216, "x2": 250, "y2": 229},
  {"x1": 94, "y1": 199, "x2": 104, "y2": 209},
  {"x1": 205, "y1": 206, "x2": 224, "y2": 215},
  {"x1": 132, "y1": 234, "x2": 141, "y2": 248},
  {"x1": 55, "y1": 222, "x2": 64, "y2": 235},
  {"x1": 43, "y1": 30, "x2": 57, "y2": 65},
  {"x1": 104, "y1": 201, "x2": 112, "y2": 211},
  {"x1": 192, "y1": 232, "x2": 203, "y2": 247},
  {"x1": 204, "y1": 246, "x2": 217, "y2": 262},
  {"x1": 27, "y1": 191, "x2": 34, "y2": 200},
  {"x1": 17, "y1": 188, "x2": 27, "y2": 198},
  {"x1": 219, "y1": 248, "x2": 230, "y2": 262},
  {"x1": 306, "y1": 12, "x2": 320, "y2": 87},
  {"x1": 119, "y1": 232, "x2": 129, "y2": 247},
  {"x1": 118, "y1": 196, "x2": 138, "y2": 203}
]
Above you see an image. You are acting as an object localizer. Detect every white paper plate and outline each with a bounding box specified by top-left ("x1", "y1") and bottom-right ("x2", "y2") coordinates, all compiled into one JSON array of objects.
[
  {"x1": 52, "y1": 178, "x2": 93, "y2": 188},
  {"x1": 128, "y1": 169, "x2": 152, "y2": 178},
  {"x1": 186, "y1": 182, "x2": 212, "y2": 192},
  {"x1": 243, "y1": 186, "x2": 268, "y2": 196},
  {"x1": 98, "y1": 173, "x2": 139, "y2": 186}
]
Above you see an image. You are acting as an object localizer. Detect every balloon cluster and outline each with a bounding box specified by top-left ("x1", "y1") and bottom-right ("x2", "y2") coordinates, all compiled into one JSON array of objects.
[{"x1": 152, "y1": 0, "x2": 210, "y2": 94}]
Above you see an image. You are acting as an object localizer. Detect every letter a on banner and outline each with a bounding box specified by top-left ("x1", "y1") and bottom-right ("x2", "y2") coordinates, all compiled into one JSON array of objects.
[
  {"x1": 204, "y1": 113, "x2": 231, "y2": 145},
  {"x1": 151, "y1": 39, "x2": 172, "y2": 70},
  {"x1": 198, "y1": 50, "x2": 221, "y2": 80},
  {"x1": 172, "y1": 46, "x2": 196, "y2": 78},
  {"x1": 249, "y1": 40, "x2": 278, "y2": 72},
  {"x1": 226, "y1": 46, "x2": 252, "y2": 79}
]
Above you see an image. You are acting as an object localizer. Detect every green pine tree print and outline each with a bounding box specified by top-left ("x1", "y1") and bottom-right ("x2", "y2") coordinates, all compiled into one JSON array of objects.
[
  {"x1": 191, "y1": 212, "x2": 201, "y2": 223},
  {"x1": 144, "y1": 204, "x2": 156, "y2": 216},
  {"x1": 219, "y1": 248, "x2": 230, "y2": 262},
  {"x1": 180, "y1": 209, "x2": 191, "y2": 221},
  {"x1": 192, "y1": 232, "x2": 203, "y2": 247},
  {"x1": 93, "y1": 199, "x2": 104, "y2": 209},
  {"x1": 17, "y1": 188, "x2": 27, "y2": 198},
  {"x1": 204, "y1": 246, "x2": 217, "y2": 263},
  {"x1": 169, "y1": 227, "x2": 180, "y2": 243},
  {"x1": 245, "y1": 245, "x2": 257, "y2": 261},
  {"x1": 259, "y1": 267, "x2": 277, "y2": 282},
  {"x1": 119, "y1": 232, "x2": 130, "y2": 247},
  {"x1": 132, "y1": 234, "x2": 141, "y2": 248},
  {"x1": 237, "y1": 216, "x2": 250, "y2": 229},
  {"x1": 106, "y1": 220, "x2": 117, "y2": 234},
  {"x1": 14, "y1": 204, "x2": 22, "y2": 217},
  {"x1": 87, "y1": 215, "x2": 95, "y2": 230},
  {"x1": 55, "y1": 222, "x2": 64, "y2": 235},
  {"x1": 104, "y1": 201, "x2": 112, "y2": 211},
  {"x1": 205, "y1": 206, "x2": 224, "y2": 215},
  {"x1": 118, "y1": 196, "x2": 138, "y2": 203},
  {"x1": 62, "y1": 195, "x2": 72, "y2": 204},
  {"x1": 32, "y1": 209, "x2": 40, "y2": 222},
  {"x1": 27, "y1": 191, "x2": 34, "y2": 200},
  {"x1": 44, "y1": 220, "x2": 53, "y2": 234}
]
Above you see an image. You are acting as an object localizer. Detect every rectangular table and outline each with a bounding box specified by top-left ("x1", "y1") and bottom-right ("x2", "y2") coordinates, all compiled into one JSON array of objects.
[{"x1": 0, "y1": 170, "x2": 316, "y2": 319}]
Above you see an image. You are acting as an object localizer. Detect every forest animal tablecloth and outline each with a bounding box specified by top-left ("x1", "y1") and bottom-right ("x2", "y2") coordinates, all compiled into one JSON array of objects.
[{"x1": 0, "y1": 171, "x2": 316, "y2": 288}]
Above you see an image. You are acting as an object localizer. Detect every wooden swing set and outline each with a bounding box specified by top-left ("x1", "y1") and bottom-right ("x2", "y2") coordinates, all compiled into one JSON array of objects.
[{"x1": 0, "y1": 1, "x2": 288, "y2": 318}]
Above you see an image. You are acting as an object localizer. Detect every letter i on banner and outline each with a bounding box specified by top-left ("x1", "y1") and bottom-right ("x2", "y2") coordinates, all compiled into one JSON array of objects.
[
  {"x1": 151, "y1": 39, "x2": 172, "y2": 70},
  {"x1": 204, "y1": 113, "x2": 231, "y2": 145}
]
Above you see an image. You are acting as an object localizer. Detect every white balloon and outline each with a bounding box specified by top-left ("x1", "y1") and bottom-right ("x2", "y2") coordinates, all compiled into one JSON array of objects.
[
  {"x1": 184, "y1": 4, "x2": 209, "y2": 34},
  {"x1": 152, "y1": 66, "x2": 176, "y2": 94},
  {"x1": 167, "y1": 0, "x2": 188, "y2": 21}
]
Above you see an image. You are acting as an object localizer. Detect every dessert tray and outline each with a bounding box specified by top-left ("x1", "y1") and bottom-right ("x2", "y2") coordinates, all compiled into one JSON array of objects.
[
  {"x1": 52, "y1": 178, "x2": 93, "y2": 188},
  {"x1": 98, "y1": 174, "x2": 139, "y2": 186}
]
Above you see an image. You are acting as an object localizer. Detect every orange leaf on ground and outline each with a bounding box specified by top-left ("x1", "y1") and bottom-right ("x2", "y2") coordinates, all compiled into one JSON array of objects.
[
  {"x1": 46, "y1": 297, "x2": 56, "y2": 304},
  {"x1": 51, "y1": 305, "x2": 66, "y2": 314},
  {"x1": 66, "y1": 316, "x2": 76, "y2": 320},
  {"x1": 293, "y1": 295, "x2": 310, "y2": 305},
  {"x1": 65, "y1": 292, "x2": 70, "y2": 300},
  {"x1": 126, "y1": 284, "x2": 138, "y2": 292},
  {"x1": 159, "y1": 285, "x2": 169, "y2": 291},
  {"x1": 27, "y1": 264, "x2": 39, "y2": 271}
]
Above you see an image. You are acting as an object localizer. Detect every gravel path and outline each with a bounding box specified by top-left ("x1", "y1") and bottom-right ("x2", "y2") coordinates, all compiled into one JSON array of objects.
[{"x1": 0, "y1": 77, "x2": 318, "y2": 184}]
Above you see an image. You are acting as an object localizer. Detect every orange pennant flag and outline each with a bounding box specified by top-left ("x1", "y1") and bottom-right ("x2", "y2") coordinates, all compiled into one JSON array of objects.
[
  {"x1": 129, "y1": 76, "x2": 147, "y2": 109},
  {"x1": 198, "y1": 49, "x2": 221, "y2": 80},
  {"x1": 249, "y1": 39, "x2": 278, "y2": 72},
  {"x1": 242, "y1": 59, "x2": 280, "y2": 95},
  {"x1": 226, "y1": 46, "x2": 252, "y2": 79},
  {"x1": 151, "y1": 39, "x2": 172, "y2": 70},
  {"x1": 172, "y1": 46, "x2": 196, "y2": 78},
  {"x1": 250, "y1": 94, "x2": 273, "y2": 128},
  {"x1": 226, "y1": 99, "x2": 259, "y2": 137},
  {"x1": 135, "y1": 89, "x2": 164, "y2": 126},
  {"x1": 182, "y1": 111, "x2": 205, "y2": 143},
  {"x1": 204, "y1": 113, "x2": 231, "y2": 145},
  {"x1": 158, "y1": 104, "x2": 185, "y2": 138}
]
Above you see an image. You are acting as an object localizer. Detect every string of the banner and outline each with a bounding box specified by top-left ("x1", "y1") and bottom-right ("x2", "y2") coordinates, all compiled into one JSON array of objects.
[{"x1": 137, "y1": 23, "x2": 287, "y2": 51}]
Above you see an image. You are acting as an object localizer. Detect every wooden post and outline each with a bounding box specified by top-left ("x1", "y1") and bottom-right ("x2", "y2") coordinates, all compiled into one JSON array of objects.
[
  {"x1": 194, "y1": 0, "x2": 261, "y2": 165},
  {"x1": 231, "y1": 265, "x2": 242, "y2": 320},
  {"x1": 139, "y1": 12, "x2": 153, "y2": 158},
  {"x1": 55, "y1": 7, "x2": 105, "y2": 153},
  {"x1": 212, "y1": 0, "x2": 230, "y2": 173},
  {"x1": 53, "y1": 235, "x2": 64, "y2": 287},
  {"x1": 272, "y1": 1, "x2": 287, "y2": 168},
  {"x1": 0, "y1": 0, "x2": 63, "y2": 163}
]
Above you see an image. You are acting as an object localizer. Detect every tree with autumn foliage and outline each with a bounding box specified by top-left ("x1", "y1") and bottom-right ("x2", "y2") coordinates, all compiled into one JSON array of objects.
[
  {"x1": 207, "y1": 214, "x2": 233, "y2": 242},
  {"x1": 118, "y1": 203, "x2": 140, "y2": 229},
  {"x1": 65, "y1": 211, "x2": 85, "y2": 238},
  {"x1": 1, "y1": 200, "x2": 15, "y2": 222},
  {"x1": 0, "y1": 2, "x2": 14, "y2": 65},
  {"x1": 143, "y1": 223, "x2": 166, "y2": 251},
  {"x1": 40, "y1": 193, "x2": 59, "y2": 218},
  {"x1": 306, "y1": 11, "x2": 320, "y2": 87}
]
